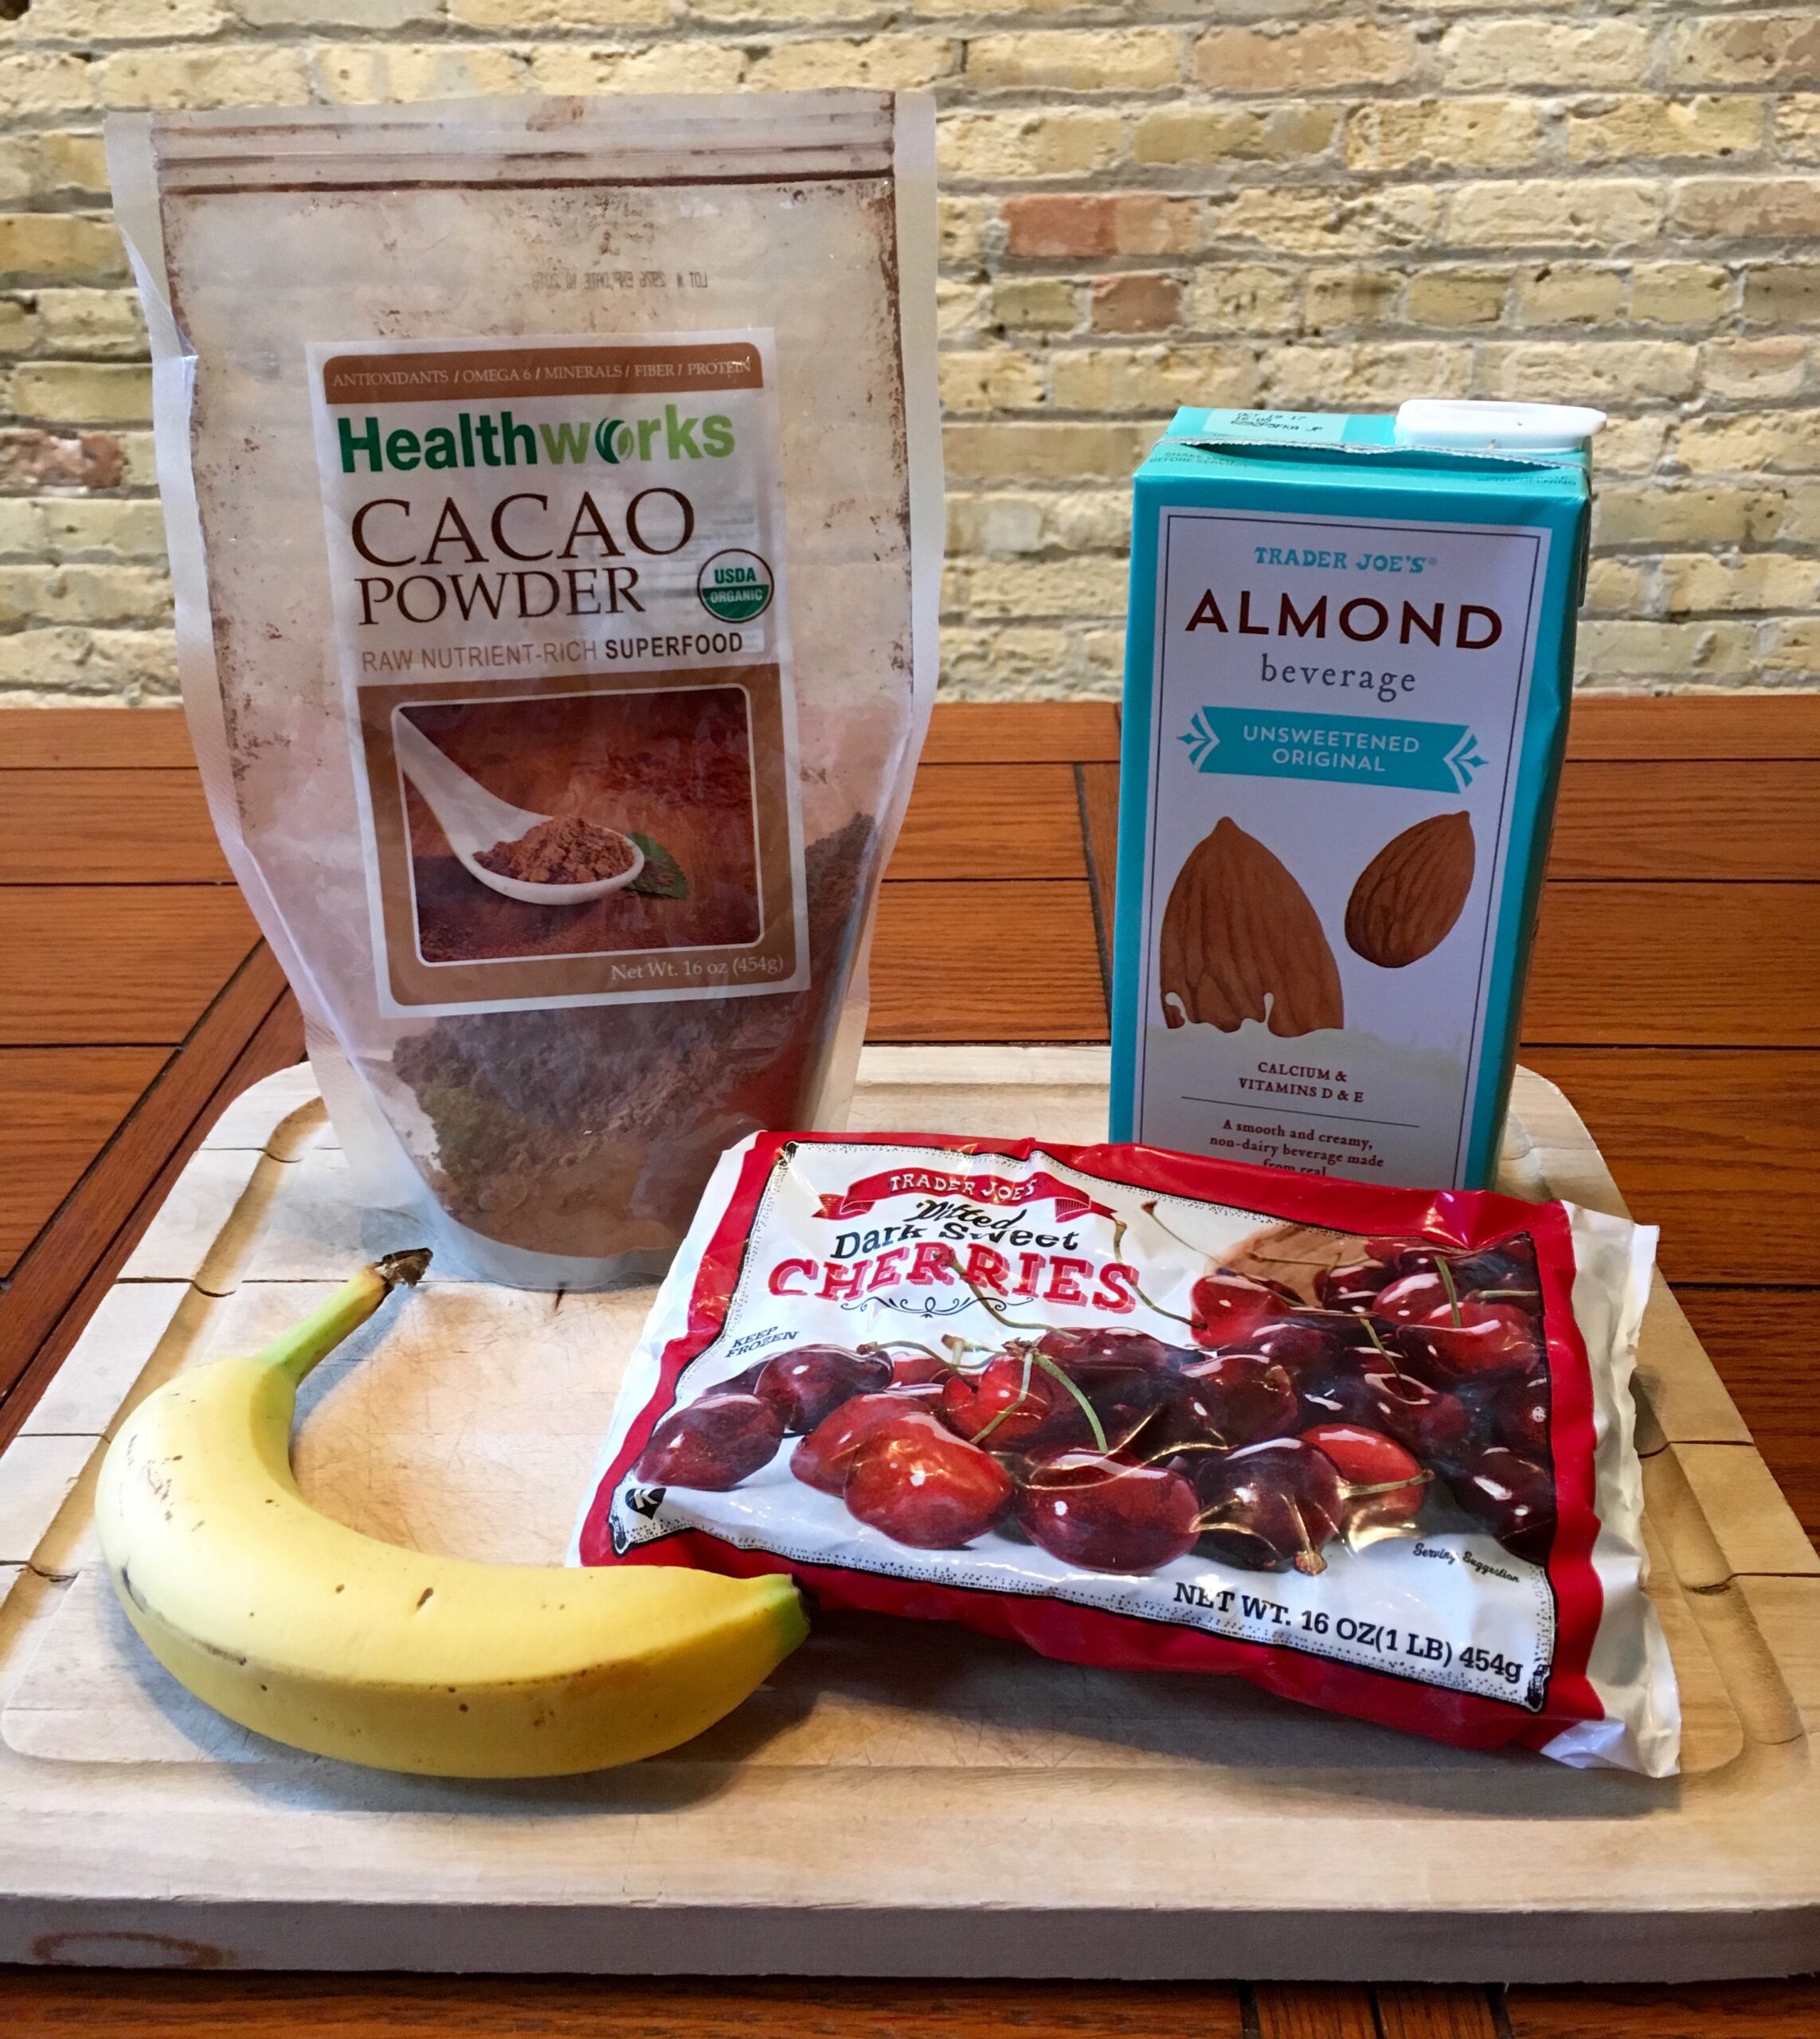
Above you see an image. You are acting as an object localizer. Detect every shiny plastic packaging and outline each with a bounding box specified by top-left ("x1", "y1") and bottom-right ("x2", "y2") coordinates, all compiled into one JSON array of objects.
[
  {"x1": 577, "y1": 1133, "x2": 1677, "y2": 1774},
  {"x1": 110, "y1": 93, "x2": 941, "y2": 1289}
]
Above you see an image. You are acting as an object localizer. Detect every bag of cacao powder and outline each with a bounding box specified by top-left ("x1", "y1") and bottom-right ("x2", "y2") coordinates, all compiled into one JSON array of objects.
[{"x1": 109, "y1": 93, "x2": 941, "y2": 1286}]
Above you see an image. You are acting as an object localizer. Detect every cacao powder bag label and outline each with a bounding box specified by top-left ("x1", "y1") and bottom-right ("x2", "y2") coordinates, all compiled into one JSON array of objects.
[
  {"x1": 110, "y1": 94, "x2": 941, "y2": 1289},
  {"x1": 1111, "y1": 403, "x2": 1599, "y2": 1191},
  {"x1": 307, "y1": 331, "x2": 807, "y2": 1015}
]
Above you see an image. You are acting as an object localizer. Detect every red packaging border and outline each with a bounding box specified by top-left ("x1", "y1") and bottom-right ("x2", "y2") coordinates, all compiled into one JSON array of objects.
[{"x1": 577, "y1": 1132, "x2": 1608, "y2": 1759}]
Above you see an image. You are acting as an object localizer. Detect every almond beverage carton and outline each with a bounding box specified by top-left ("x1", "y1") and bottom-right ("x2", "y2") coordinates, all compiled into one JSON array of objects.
[{"x1": 1110, "y1": 400, "x2": 1603, "y2": 1189}]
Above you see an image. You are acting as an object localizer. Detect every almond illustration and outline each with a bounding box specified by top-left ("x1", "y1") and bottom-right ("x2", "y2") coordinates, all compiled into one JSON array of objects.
[
  {"x1": 1344, "y1": 812, "x2": 1476, "y2": 969},
  {"x1": 1159, "y1": 818, "x2": 1344, "y2": 1039}
]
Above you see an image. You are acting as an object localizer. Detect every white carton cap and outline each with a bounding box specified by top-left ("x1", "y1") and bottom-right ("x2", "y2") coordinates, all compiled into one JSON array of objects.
[{"x1": 1395, "y1": 398, "x2": 1607, "y2": 452}]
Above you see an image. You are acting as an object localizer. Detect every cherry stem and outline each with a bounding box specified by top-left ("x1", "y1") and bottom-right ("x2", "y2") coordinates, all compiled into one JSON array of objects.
[
  {"x1": 1342, "y1": 1468, "x2": 1434, "y2": 1498},
  {"x1": 1437, "y1": 1255, "x2": 1462, "y2": 1328},
  {"x1": 1111, "y1": 1211, "x2": 1199, "y2": 1329},
  {"x1": 953, "y1": 1266, "x2": 1052, "y2": 1335},
  {"x1": 967, "y1": 1347, "x2": 1037, "y2": 1448},
  {"x1": 859, "y1": 1338, "x2": 948, "y2": 1362},
  {"x1": 1353, "y1": 1309, "x2": 1410, "y2": 1380},
  {"x1": 1028, "y1": 1350, "x2": 1110, "y2": 1454}
]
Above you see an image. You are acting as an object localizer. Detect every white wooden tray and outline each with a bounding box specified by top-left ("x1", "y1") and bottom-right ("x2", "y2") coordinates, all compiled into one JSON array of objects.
[{"x1": 0, "y1": 1051, "x2": 1814, "y2": 1982}]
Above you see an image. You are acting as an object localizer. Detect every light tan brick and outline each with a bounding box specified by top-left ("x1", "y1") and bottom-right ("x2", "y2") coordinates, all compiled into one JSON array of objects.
[
  {"x1": 1564, "y1": 95, "x2": 1765, "y2": 165},
  {"x1": 1266, "y1": 341, "x2": 1472, "y2": 408},
  {"x1": 0, "y1": 624, "x2": 178, "y2": 702},
  {"x1": 1517, "y1": 264, "x2": 1629, "y2": 327},
  {"x1": 1090, "y1": 272, "x2": 1181, "y2": 334},
  {"x1": 939, "y1": 112, "x2": 1123, "y2": 181},
  {"x1": 1346, "y1": 99, "x2": 1539, "y2": 173},
  {"x1": 745, "y1": 34, "x2": 954, "y2": 90},
  {"x1": 1447, "y1": 179, "x2": 1665, "y2": 250},
  {"x1": 37, "y1": 498, "x2": 169, "y2": 560},
  {"x1": 1441, "y1": 20, "x2": 1650, "y2": 89},
  {"x1": 1779, "y1": 96, "x2": 1820, "y2": 161},
  {"x1": 938, "y1": 349, "x2": 1046, "y2": 414},
  {"x1": 1597, "y1": 414, "x2": 1673, "y2": 474},
  {"x1": 939, "y1": 624, "x2": 1074, "y2": 697},
  {"x1": 1743, "y1": 263, "x2": 1820, "y2": 324},
  {"x1": 1701, "y1": 336, "x2": 1811, "y2": 398},
  {"x1": 1049, "y1": 342, "x2": 1253, "y2": 413},
  {"x1": 0, "y1": 499, "x2": 42, "y2": 554},
  {"x1": 0, "y1": 215, "x2": 127, "y2": 288},
  {"x1": 1133, "y1": 104, "x2": 1338, "y2": 166},
  {"x1": 1582, "y1": 558, "x2": 1651, "y2": 615},
  {"x1": 967, "y1": 30, "x2": 1179, "y2": 92},
  {"x1": 688, "y1": 0, "x2": 885, "y2": 18},
  {"x1": 0, "y1": 144, "x2": 33, "y2": 209},
  {"x1": 0, "y1": 297, "x2": 38, "y2": 355},
  {"x1": 943, "y1": 419, "x2": 1157, "y2": 485},
  {"x1": 8, "y1": 362, "x2": 151, "y2": 425},
  {"x1": 1195, "y1": 22, "x2": 1414, "y2": 92},
  {"x1": 940, "y1": 197, "x2": 992, "y2": 272},
  {"x1": 29, "y1": 0, "x2": 227, "y2": 34},
  {"x1": 35, "y1": 290, "x2": 147, "y2": 359},
  {"x1": 1760, "y1": 616, "x2": 1820, "y2": 677},
  {"x1": 968, "y1": 554, "x2": 1131, "y2": 621},
  {"x1": 100, "y1": 46, "x2": 314, "y2": 110},
  {"x1": 1677, "y1": 409, "x2": 1820, "y2": 472},
  {"x1": 1188, "y1": 264, "x2": 1300, "y2": 335},
  {"x1": 0, "y1": 564, "x2": 171, "y2": 628},
  {"x1": 948, "y1": 492, "x2": 1045, "y2": 557},
  {"x1": 1767, "y1": 479, "x2": 1820, "y2": 542},
  {"x1": 1594, "y1": 484, "x2": 1761, "y2": 547},
  {"x1": 0, "y1": 55, "x2": 100, "y2": 117},
  {"x1": 1406, "y1": 267, "x2": 1509, "y2": 327},
  {"x1": 1043, "y1": 490, "x2": 1132, "y2": 553},
  {"x1": 318, "y1": 43, "x2": 529, "y2": 101},
  {"x1": 1477, "y1": 340, "x2": 1698, "y2": 403},
  {"x1": 1575, "y1": 617, "x2": 1758, "y2": 682},
  {"x1": 1669, "y1": 14, "x2": 1820, "y2": 86},
  {"x1": 1304, "y1": 265, "x2": 1403, "y2": 331},
  {"x1": 39, "y1": 134, "x2": 110, "y2": 201},
  {"x1": 993, "y1": 278, "x2": 1078, "y2": 334},
  {"x1": 1672, "y1": 176, "x2": 1820, "y2": 239},
  {"x1": 253, "y1": 0, "x2": 450, "y2": 19},
  {"x1": 937, "y1": 279, "x2": 988, "y2": 344},
  {"x1": 1207, "y1": 186, "x2": 1441, "y2": 256},
  {"x1": 122, "y1": 431, "x2": 159, "y2": 488},
  {"x1": 1661, "y1": 552, "x2": 1819, "y2": 614},
  {"x1": 1633, "y1": 261, "x2": 1732, "y2": 326}
]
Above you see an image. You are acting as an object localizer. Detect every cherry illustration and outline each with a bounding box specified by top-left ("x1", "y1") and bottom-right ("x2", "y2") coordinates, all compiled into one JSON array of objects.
[
  {"x1": 1489, "y1": 1372, "x2": 1551, "y2": 1459},
  {"x1": 1195, "y1": 1437, "x2": 1345, "y2": 1575},
  {"x1": 1395, "y1": 1300, "x2": 1541, "y2": 1387},
  {"x1": 1357, "y1": 1369, "x2": 1474, "y2": 1468},
  {"x1": 1300, "y1": 1422, "x2": 1427, "y2": 1528},
  {"x1": 1248, "y1": 1314, "x2": 1352, "y2": 1376},
  {"x1": 1017, "y1": 1452, "x2": 1201, "y2": 1575},
  {"x1": 1447, "y1": 1446, "x2": 1556, "y2": 1563},
  {"x1": 1316, "y1": 1258, "x2": 1399, "y2": 1312},
  {"x1": 843, "y1": 1421, "x2": 1015, "y2": 1549},
  {"x1": 884, "y1": 1352, "x2": 953, "y2": 1388},
  {"x1": 1188, "y1": 1270, "x2": 1300, "y2": 1349},
  {"x1": 1035, "y1": 1326, "x2": 1183, "y2": 1376},
  {"x1": 1450, "y1": 1237, "x2": 1539, "y2": 1296},
  {"x1": 940, "y1": 1352, "x2": 1087, "y2": 1452},
  {"x1": 1157, "y1": 1351, "x2": 1300, "y2": 1454},
  {"x1": 790, "y1": 1390, "x2": 943, "y2": 1496},
  {"x1": 635, "y1": 1392, "x2": 784, "y2": 1490},
  {"x1": 753, "y1": 1344, "x2": 893, "y2": 1433},
  {"x1": 1372, "y1": 1271, "x2": 1457, "y2": 1325}
]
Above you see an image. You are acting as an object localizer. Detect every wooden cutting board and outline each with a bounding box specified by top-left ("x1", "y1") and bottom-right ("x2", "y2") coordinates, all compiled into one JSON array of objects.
[{"x1": 0, "y1": 1051, "x2": 1814, "y2": 1982}]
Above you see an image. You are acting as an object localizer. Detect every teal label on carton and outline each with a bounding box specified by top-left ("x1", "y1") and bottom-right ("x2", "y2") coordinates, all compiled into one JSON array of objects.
[{"x1": 1180, "y1": 706, "x2": 1489, "y2": 792}]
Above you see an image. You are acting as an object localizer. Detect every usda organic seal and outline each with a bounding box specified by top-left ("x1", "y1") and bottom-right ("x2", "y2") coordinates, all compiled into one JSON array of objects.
[{"x1": 697, "y1": 549, "x2": 773, "y2": 623}]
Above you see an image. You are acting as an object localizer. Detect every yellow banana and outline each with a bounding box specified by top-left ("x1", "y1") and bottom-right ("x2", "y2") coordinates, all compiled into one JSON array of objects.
[{"x1": 94, "y1": 1251, "x2": 806, "y2": 1777}]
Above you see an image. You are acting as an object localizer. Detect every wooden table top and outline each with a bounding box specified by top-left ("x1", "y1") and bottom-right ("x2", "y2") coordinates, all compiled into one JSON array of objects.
[{"x1": 2, "y1": 695, "x2": 1817, "y2": 2036}]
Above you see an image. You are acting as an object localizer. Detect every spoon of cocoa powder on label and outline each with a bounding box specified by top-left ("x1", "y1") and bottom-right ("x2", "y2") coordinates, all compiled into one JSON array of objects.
[{"x1": 393, "y1": 713, "x2": 646, "y2": 906}]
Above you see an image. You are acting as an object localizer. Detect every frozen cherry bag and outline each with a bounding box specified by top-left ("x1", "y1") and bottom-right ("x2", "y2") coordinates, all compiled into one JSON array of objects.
[{"x1": 576, "y1": 1133, "x2": 1678, "y2": 1775}]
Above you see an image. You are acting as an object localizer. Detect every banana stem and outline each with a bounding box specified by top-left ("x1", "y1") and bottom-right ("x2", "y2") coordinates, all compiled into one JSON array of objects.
[{"x1": 269, "y1": 1249, "x2": 431, "y2": 1386}]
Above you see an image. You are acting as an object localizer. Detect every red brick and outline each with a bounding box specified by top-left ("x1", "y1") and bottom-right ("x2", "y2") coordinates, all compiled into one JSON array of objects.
[
  {"x1": 0, "y1": 429, "x2": 124, "y2": 491},
  {"x1": 1004, "y1": 192, "x2": 1196, "y2": 258},
  {"x1": 1090, "y1": 272, "x2": 1182, "y2": 332}
]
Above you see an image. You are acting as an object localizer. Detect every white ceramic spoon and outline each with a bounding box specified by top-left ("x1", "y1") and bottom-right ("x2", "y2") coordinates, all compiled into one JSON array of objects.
[{"x1": 393, "y1": 714, "x2": 645, "y2": 906}]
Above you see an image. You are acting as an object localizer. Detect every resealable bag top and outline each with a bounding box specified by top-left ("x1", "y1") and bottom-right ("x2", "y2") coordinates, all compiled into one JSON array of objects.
[{"x1": 109, "y1": 93, "x2": 941, "y2": 1288}]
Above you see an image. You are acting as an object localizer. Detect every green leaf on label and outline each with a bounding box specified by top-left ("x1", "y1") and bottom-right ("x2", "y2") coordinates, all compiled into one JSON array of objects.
[{"x1": 627, "y1": 834, "x2": 688, "y2": 899}]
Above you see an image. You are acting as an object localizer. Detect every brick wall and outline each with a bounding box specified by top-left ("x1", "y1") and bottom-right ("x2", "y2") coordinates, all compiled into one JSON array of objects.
[{"x1": 1, "y1": 2, "x2": 1816, "y2": 706}]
